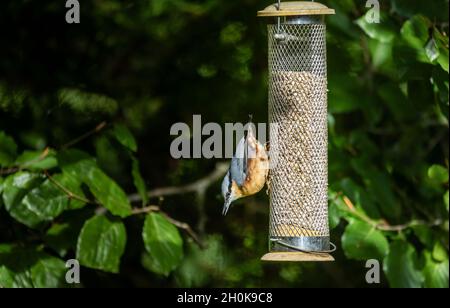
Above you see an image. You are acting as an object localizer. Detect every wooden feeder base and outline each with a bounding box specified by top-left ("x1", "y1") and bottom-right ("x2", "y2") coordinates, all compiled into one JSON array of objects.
[{"x1": 261, "y1": 251, "x2": 334, "y2": 262}]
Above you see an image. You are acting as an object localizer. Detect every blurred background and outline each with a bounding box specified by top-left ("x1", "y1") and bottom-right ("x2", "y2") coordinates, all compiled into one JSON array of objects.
[{"x1": 0, "y1": 0, "x2": 448, "y2": 288}]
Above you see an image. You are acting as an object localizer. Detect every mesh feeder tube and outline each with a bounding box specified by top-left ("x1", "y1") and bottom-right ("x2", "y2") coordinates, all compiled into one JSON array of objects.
[{"x1": 258, "y1": 1, "x2": 335, "y2": 262}]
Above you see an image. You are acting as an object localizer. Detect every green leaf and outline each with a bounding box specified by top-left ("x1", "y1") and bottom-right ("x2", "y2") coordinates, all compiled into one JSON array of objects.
[
  {"x1": 400, "y1": 16, "x2": 430, "y2": 49},
  {"x1": 0, "y1": 245, "x2": 68, "y2": 288},
  {"x1": 2, "y1": 172, "x2": 48, "y2": 228},
  {"x1": 351, "y1": 159, "x2": 402, "y2": 218},
  {"x1": 428, "y1": 164, "x2": 449, "y2": 184},
  {"x1": 328, "y1": 200, "x2": 341, "y2": 230},
  {"x1": 45, "y1": 223, "x2": 76, "y2": 257},
  {"x1": 131, "y1": 157, "x2": 148, "y2": 205},
  {"x1": 434, "y1": 29, "x2": 449, "y2": 73},
  {"x1": 383, "y1": 241, "x2": 424, "y2": 288},
  {"x1": 84, "y1": 168, "x2": 132, "y2": 217},
  {"x1": 432, "y1": 242, "x2": 448, "y2": 262},
  {"x1": 0, "y1": 246, "x2": 35, "y2": 288},
  {"x1": 399, "y1": 16, "x2": 432, "y2": 64},
  {"x1": 423, "y1": 252, "x2": 449, "y2": 288},
  {"x1": 0, "y1": 266, "x2": 14, "y2": 288},
  {"x1": 355, "y1": 13, "x2": 397, "y2": 43},
  {"x1": 341, "y1": 220, "x2": 389, "y2": 261},
  {"x1": 45, "y1": 210, "x2": 93, "y2": 257},
  {"x1": 52, "y1": 173, "x2": 86, "y2": 210},
  {"x1": 20, "y1": 182, "x2": 67, "y2": 222},
  {"x1": 0, "y1": 176, "x2": 4, "y2": 195},
  {"x1": 412, "y1": 225, "x2": 434, "y2": 249},
  {"x1": 112, "y1": 124, "x2": 137, "y2": 152},
  {"x1": 58, "y1": 149, "x2": 132, "y2": 217},
  {"x1": 2, "y1": 172, "x2": 81, "y2": 228},
  {"x1": 30, "y1": 255, "x2": 68, "y2": 288},
  {"x1": 76, "y1": 215, "x2": 127, "y2": 273},
  {"x1": 15, "y1": 149, "x2": 58, "y2": 171},
  {"x1": 94, "y1": 135, "x2": 123, "y2": 178},
  {"x1": 58, "y1": 149, "x2": 97, "y2": 176},
  {"x1": 0, "y1": 131, "x2": 18, "y2": 167},
  {"x1": 368, "y1": 39, "x2": 395, "y2": 73},
  {"x1": 58, "y1": 88, "x2": 118, "y2": 115},
  {"x1": 339, "y1": 178, "x2": 380, "y2": 219},
  {"x1": 142, "y1": 212, "x2": 183, "y2": 276},
  {"x1": 425, "y1": 38, "x2": 439, "y2": 62}
]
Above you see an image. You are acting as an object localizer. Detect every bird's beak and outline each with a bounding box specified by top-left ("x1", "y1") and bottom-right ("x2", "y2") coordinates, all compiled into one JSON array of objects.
[{"x1": 222, "y1": 197, "x2": 232, "y2": 216}]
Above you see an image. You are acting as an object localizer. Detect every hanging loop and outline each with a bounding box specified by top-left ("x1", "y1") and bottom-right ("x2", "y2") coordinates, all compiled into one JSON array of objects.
[{"x1": 274, "y1": 0, "x2": 285, "y2": 42}]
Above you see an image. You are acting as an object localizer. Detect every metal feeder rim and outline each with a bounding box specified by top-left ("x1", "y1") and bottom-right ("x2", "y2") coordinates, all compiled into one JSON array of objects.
[{"x1": 270, "y1": 238, "x2": 337, "y2": 254}]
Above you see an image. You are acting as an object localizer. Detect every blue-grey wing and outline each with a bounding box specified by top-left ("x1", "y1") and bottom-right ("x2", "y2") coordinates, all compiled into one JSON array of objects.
[{"x1": 230, "y1": 134, "x2": 247, "y2": 187}]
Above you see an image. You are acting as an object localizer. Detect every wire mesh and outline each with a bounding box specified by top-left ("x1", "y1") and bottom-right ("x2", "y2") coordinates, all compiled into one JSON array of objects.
[{"x1": 268, "y1": 22, "x2": 329, "y2": 240}]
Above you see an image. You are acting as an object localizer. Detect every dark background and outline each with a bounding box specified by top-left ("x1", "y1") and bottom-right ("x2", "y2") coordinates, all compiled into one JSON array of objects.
[{"x1": 0, "y1": 0, "x2": 448, "y2": 288}]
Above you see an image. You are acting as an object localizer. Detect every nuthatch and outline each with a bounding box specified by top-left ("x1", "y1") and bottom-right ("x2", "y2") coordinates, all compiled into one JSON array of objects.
[{"x1": 221, "y1": 120, "x2": 269, "y2": 215}]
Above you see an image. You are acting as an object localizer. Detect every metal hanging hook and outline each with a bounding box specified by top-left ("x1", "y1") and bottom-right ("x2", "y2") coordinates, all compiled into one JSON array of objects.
[
  {"x1": 276, "y1": 0, "x2": 281, "y2": 33},
  {"x1": 274, "y1": 0, "x2": 286, "y2": 43}
]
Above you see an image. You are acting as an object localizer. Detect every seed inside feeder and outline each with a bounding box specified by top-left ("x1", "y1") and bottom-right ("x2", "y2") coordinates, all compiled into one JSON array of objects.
[
  {"x1": 269, "y1": 70, "x2": 328, "y2": 238},
  {"x1": 259, "y1": 1, "x2": 334, "y2": 257}
]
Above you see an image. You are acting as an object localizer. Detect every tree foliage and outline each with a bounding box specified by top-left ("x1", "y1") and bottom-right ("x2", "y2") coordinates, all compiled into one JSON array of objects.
[{"x1": 0, "y1": 0, "x2": 449, "y2": 288}]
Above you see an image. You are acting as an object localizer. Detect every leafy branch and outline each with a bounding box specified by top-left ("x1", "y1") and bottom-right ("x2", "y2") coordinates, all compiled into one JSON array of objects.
[
  {"x1": 45, "y1": 170, "x2": 205, "y2": 248},
  {"x1": 44, "y1": 170, "x2": 93, "y2": 204},
  {"x1": 335, "y1": 193, "x2": 445, "y2": 232},
  {"x1": 0, "y1": 147, "x2": 51, "y2": 176}
]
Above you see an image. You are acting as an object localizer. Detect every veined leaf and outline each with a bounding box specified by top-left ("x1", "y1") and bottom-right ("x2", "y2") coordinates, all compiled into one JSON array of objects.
[
  {"x1": 112, "y1": 124, "x2": 137, "y2": 152},
  {"x1": 15, "y1": 149, "x2": 58, "y2": 171},
  {"x1": 76, "y1": 215, "x2": 127, "y2": 273},
  {"x1": 131, "y1": 157, "x2": 148, "y2": 205},
  {"x1": 423, "y1": 251, "x2": 449, "y2": 288},
  {"x1": 142, "y1": 212, "x2": 183, "y2": 276},
  {"x1": 341, "y1": 220, "x2": 389, "y2": 261},
  {"x1": 58, "y1": 149, "x2": 132, "y2": 217},
  {"x1": 0, "y1": 245, "x2": 68, "y2": 288},
  {"x1": 383, "y1": 241, "x2": 424, "y2": 288},
  {"x1": 84, "y1": 167, "x2": 132, "y2": 217},
  {"x1": 2, "y1": 172, "x2": 48, "y2": 228},
  {"x1": 356, "y1": 12, "x2": 396, "y2": 43}
]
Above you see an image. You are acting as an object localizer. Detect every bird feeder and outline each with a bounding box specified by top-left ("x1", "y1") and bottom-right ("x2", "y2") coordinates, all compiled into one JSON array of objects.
[{"x1": 258, "y1": 1, "x2": 335, "y2": 261}]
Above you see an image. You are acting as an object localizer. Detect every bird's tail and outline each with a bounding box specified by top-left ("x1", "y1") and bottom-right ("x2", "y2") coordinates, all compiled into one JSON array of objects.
[{"x1": 222, "y1": 197, "x2": 232, "y2": 216}]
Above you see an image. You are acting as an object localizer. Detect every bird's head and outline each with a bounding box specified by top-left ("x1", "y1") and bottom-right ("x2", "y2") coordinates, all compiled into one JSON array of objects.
[{"x1": 221, "y1": 171, "x2": 243, "y2": 215}]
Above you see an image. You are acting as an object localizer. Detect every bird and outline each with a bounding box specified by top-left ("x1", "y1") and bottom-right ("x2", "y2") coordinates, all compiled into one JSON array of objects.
[{"x1": 221, "y1": 119, "x2": 269, "y2": 215}]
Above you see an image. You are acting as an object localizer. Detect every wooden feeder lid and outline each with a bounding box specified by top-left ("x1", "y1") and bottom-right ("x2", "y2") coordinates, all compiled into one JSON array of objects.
[
  {"x1": 261, "y1": 251, "x2": 335, "y2": 262},
  {"x1": 257, "y1": 1, "x2": 335, "y2": 17}
]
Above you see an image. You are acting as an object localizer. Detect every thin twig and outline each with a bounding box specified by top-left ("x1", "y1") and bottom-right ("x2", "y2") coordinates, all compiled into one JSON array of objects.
[
  {"x1": 45, "y1": 169, "x2": 205, "y2": 247},
  {"x1": 375, "y1": 219, "x2": 443, "y2": 232},
  {"x1": 131, "y1": 205, "x2": 160, "y2": 215},
  {"x1": 0, "y1": 147, "x2": 51, "y2": 176},
  {"x1": 60, "y1": 121, "x2": 107, "y2": 149},
  {"x1": 161, "y1": 212, "x2": 205, "y2": 248},
  {"x1": 340, "y1": 193, "x2": 445, "y2": 232},
  {"x1": 44, "y1": 171, "x2": 94, "y2": 204},
  {"x1": 127, "y1": 162, "x2": 228, "y2": 202},
  {"x1": 128, "y1": 162, "x2": 228, "y2": 237},
  {"x1": 0, "y1": 166, "x2": 20, "y2": 176}
]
